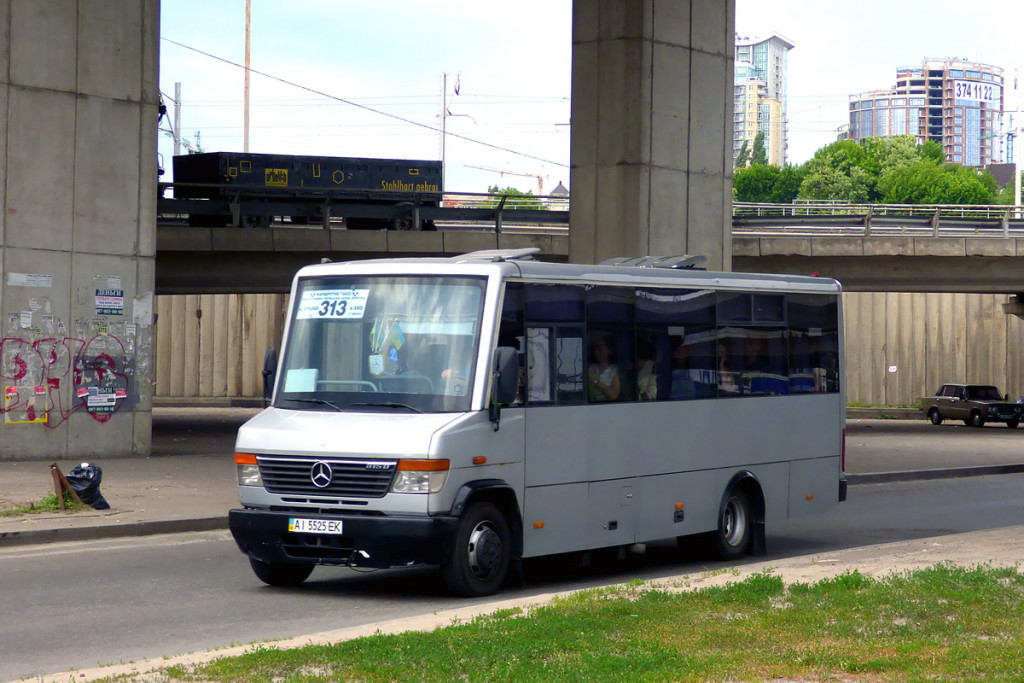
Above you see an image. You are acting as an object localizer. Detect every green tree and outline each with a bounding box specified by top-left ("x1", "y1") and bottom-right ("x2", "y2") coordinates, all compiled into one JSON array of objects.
[
  {"x1": 877, "y1": 161, "x2": 996, "y2": 205},
  {"x1": 918, "y1": 139, "x2": 945, "y2": 163},
  {"x1": 484, "y1": 185, "x2": 547, "y2": 210},
  {"x1": 752, "y1": 132, "x2": 767, "y2": 166},
  {"x1": 939, "y1": 164, "x2": 996, "y2": 204},
  {"x1": 875, "y1": 160, "x2": 943, "y2": 204},
  {"x1": 770, "y1": 164, "x2": 806, "y2": 203},
  {"x1": 798, "y1": 140, "x2": 871, "y2": 202},
  {"x1": 735, "y1": 140, "x2": 750, "y2": 168},
  {"x1": 733, "y1": 163, "x2": 780, "y2": 202}
]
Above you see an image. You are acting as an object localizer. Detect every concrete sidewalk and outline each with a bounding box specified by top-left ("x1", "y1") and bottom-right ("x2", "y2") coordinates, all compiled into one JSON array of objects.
[{"x1": 2, "y1": 408, "x2": 1024, "y2": 548}]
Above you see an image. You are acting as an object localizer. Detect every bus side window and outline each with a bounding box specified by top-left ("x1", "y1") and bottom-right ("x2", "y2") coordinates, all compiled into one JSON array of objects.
[
  {"x1": 788, "y1": 294, "x2": 840, "y2": 394},
  {"x1": 523, "y1": 284, "x2": 586, "y2": 406},
  {"x1": 499, "y1": 283, "x2": 525, "y2": 405},
  {"x1": 524, "y1": 327, "x2": 585, "y2": 404}
]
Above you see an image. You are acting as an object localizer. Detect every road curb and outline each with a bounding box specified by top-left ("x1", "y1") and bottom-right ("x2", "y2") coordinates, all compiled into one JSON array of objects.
[
  {"x1": 0, "y1": 516, "x2": 228, "y2": 548},
  {"x1": 847, "y1": 463, "x2": 1024, "y2": 485}
]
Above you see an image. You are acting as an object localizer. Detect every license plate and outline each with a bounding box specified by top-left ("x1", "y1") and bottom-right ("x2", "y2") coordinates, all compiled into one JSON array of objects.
[{"x1": 288, "y1": 517, "x2": 343, "y2": 534}]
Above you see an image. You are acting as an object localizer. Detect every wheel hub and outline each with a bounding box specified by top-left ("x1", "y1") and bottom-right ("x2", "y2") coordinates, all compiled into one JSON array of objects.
[{"x1": 467, "y1": 522, "x2": 502, "y2": 578}]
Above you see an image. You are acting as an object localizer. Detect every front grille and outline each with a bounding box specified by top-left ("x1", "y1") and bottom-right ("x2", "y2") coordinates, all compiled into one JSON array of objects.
[{"x1": 257, "y1": 455, "x2": 396, "y2": 498}]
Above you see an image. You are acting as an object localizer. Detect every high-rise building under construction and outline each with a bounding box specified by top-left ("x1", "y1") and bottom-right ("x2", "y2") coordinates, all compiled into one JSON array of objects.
[{"x1": 845, "y1": 58, "x2": 1004, "y2": 168}]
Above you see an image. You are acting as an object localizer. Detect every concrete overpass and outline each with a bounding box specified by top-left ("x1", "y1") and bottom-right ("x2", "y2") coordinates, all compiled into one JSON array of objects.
[{"x1": 157, "y1": 218, "x2": 1024, "y2": 294}]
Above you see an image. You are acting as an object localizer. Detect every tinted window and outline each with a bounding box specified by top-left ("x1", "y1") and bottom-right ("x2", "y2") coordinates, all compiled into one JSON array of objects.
[{"x1": 788, "y1": 294, "x2": 840, "y2": 394}]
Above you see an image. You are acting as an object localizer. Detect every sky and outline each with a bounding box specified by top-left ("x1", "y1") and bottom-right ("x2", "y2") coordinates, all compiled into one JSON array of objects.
[{"x1": 158, "y1": 1, "x2": 1024, "y2": 194}]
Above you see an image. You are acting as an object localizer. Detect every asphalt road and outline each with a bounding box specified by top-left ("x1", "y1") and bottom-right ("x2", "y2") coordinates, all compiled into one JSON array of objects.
[
  {"x1": 845, "y1": 417, "x2": 1024, "y2": 474},
  {"x1": 4, "y1": 466, "x2": 1024, "y2": 681}
]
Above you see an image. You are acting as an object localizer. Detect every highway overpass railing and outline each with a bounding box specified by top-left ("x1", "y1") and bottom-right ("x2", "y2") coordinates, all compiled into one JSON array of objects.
[{"x1": 733, "y1": 202, "x2": 1024, "y2": 238}]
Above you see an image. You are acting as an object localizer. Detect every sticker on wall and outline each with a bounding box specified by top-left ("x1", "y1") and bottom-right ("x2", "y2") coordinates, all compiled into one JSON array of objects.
[
  {"x1": 4, "y1": 385, "x2": 48, "y2": 424},
  {"x1": 96, "y1": 290, "x2": 124, "y2": 316},
  {"x1": 6, "y1": 273, "x2": 53, "y2": 288}
]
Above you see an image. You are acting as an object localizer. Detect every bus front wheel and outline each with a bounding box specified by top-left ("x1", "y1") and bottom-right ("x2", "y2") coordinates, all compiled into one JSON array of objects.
[
  {"x1": 713, "y1": 488, "x2": 752, "y2": 561},
  {"x1": 441, "y1": 502, "x2": 510, "y2": 597}
]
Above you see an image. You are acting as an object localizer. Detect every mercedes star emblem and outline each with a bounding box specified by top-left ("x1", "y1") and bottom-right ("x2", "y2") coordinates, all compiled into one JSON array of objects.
[{"x1": 310, "y1": 461, "x2": 333, "y2": 488}]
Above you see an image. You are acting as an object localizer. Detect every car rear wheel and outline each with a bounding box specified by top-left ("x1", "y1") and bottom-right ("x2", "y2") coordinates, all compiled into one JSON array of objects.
[{"x1": 928, "y1": 408, "x2": 943, "y2": 425}]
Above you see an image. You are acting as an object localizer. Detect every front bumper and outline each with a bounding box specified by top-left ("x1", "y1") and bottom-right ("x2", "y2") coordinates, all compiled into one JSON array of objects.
[{"x1": 229, "y1": 508, "x2": 459, "y2": 569}]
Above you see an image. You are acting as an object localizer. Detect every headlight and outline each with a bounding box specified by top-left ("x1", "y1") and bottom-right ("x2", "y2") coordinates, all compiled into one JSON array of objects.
[
  {"x1": 235, "y1": 453, "x2": 263, "y2": 486},
  {"x1": 390, "y1": 459, "x2": 449, "y2": 494}
]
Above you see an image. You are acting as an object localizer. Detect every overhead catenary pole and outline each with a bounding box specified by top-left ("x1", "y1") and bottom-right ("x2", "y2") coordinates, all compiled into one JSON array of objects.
[
  {"x1": 243, "y1": 0, "x2": 251, "y2": 153},
  {"x1": 441, "y1": 73, "x2": 447, "y2": 193},
  {"x1": 173, "y1": 82, "x2": 182, "y2": 157},
  {"x1": 1014, "y1": 67, "x2": 1021, "y2": 216}
]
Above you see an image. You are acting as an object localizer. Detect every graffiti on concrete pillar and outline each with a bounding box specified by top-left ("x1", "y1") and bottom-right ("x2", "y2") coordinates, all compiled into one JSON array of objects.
[{"x1": 2, "y1": 273, "x2": 147, "y2": 427}]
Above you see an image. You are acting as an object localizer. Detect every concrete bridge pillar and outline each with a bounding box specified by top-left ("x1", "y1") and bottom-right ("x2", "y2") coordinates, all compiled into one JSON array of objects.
[
  {"x1": 569, "y1": 0, "x2": 734, "y2": 269},
  {"x1": 0, "y1": 1, "x2": 159, "y2": 460}
]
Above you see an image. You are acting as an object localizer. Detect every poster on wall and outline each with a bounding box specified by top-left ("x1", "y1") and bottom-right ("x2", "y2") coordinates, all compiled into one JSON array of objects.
[{"x1": 95, "y1": 289, "x2": 124, "y2": 316}]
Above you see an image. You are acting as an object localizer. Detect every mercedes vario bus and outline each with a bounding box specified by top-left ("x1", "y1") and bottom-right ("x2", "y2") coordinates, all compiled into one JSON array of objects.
[{"x1": 229, "y1": 249, "x2": 847, "y2": 596}]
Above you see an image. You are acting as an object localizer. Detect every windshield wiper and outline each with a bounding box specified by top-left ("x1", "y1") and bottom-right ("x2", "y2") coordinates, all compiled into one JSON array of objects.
[
  {"x1": 288, "y1": 397, "x2": 345, "y2": 412},
  {"x1": 349, "y1": 401, "x2": 423, "y2": 413}
]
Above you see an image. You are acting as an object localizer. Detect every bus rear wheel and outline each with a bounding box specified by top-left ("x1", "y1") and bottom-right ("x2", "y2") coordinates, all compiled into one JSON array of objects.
[
  {"x1": 249, "y1": 558, "x2": 314, "y2": 587},
  {"x1": 441, "y1": 502, "x2": 510, "y2": 597},
  {"x1": 713, "y1": 488, "x2": 752, "y2": 561}
]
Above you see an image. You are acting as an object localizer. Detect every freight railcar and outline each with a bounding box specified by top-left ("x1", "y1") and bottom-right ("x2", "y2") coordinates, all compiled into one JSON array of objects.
[{"x1": 172, "y1": 152, "x2": 442, "y2": 229}]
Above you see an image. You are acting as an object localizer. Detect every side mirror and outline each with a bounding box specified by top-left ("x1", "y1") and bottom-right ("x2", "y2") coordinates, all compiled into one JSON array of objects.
[
  {"x1": 488, "y1": 346, "x2": 519, "y2": 430},
  {"x1": 262, "y1": 347, "x2": 277, "y2": 405}
]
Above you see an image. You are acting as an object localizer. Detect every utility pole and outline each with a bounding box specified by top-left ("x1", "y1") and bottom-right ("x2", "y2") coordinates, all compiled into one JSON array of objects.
[
  {"x1": 243, "y1": 0, "x2": 251, "y2": 153},
  {"x1": 173, "y1": 82, "x2": 182, "y2": 157},
  {"x1": 439, "y1": 73, "x2": 468, "y2": 193}
]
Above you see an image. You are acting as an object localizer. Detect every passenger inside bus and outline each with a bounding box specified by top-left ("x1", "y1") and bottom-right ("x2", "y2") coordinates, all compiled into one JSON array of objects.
[
  {"x1": 636, "y1": 337, "x2": 658, "y2": 400},
  {"x1": 587, "y1": 332, "x2": 621, "y2": 401},
  {"x1": 670, "y1": 340, "x2": 696, "y2": 399},
  {"x1": 717, "y1": 342, "x2": 740, "y2": 395}
]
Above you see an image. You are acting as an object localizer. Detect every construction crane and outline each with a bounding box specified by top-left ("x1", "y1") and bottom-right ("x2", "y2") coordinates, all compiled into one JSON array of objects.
[{"x1": 467, "y1": 164, "x2": 549, "y2": 195}]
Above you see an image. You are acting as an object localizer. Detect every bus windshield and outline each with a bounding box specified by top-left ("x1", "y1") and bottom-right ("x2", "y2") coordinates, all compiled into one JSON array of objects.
[{"x1": 275, "y1": 275, "x2": 486, "y2": 413}]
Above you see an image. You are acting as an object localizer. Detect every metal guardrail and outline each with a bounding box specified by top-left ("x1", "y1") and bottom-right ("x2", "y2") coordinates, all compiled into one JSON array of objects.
[
  {"x1": 733, "y1": 202, "x2": 1024, "y2": 238},
  {"x1": 156, "y1": 186, "x2": 1024, "y2": 240}
]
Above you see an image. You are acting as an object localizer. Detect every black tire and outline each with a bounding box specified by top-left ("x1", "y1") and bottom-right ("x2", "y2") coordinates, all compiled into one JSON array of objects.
[
  {"x1": 1007, "y1": 419, "x2": 1019, "y2": 429},
  {"x1": 441, "y1": 502, "x2": 510, "y2": 597},
  {"x1": 969, "y1": 411, "x2": 985, "y2": 428},
  {"x1": 249, "y1": 558, "x2": 314, "y2": 587},
  {"x1": 928, "y1": 408, "x2": 943, "y2": 425},
  {"x1": 712, "y1": 488, "x2": 752, "y2": 561}
]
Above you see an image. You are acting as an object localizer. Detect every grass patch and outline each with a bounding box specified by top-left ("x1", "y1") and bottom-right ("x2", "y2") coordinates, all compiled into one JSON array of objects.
[
  {"x1": 0, "y1": 491, "x2": 89, "y2": 517},
  {"x1": 154, "y1": 564, "x2": 1024, "y2": 682}
]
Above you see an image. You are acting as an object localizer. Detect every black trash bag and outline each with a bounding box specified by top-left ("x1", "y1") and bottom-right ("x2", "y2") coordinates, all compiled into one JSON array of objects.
[{"x1": 65, "y1": 463, "x2": 110, "y2": 510}]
